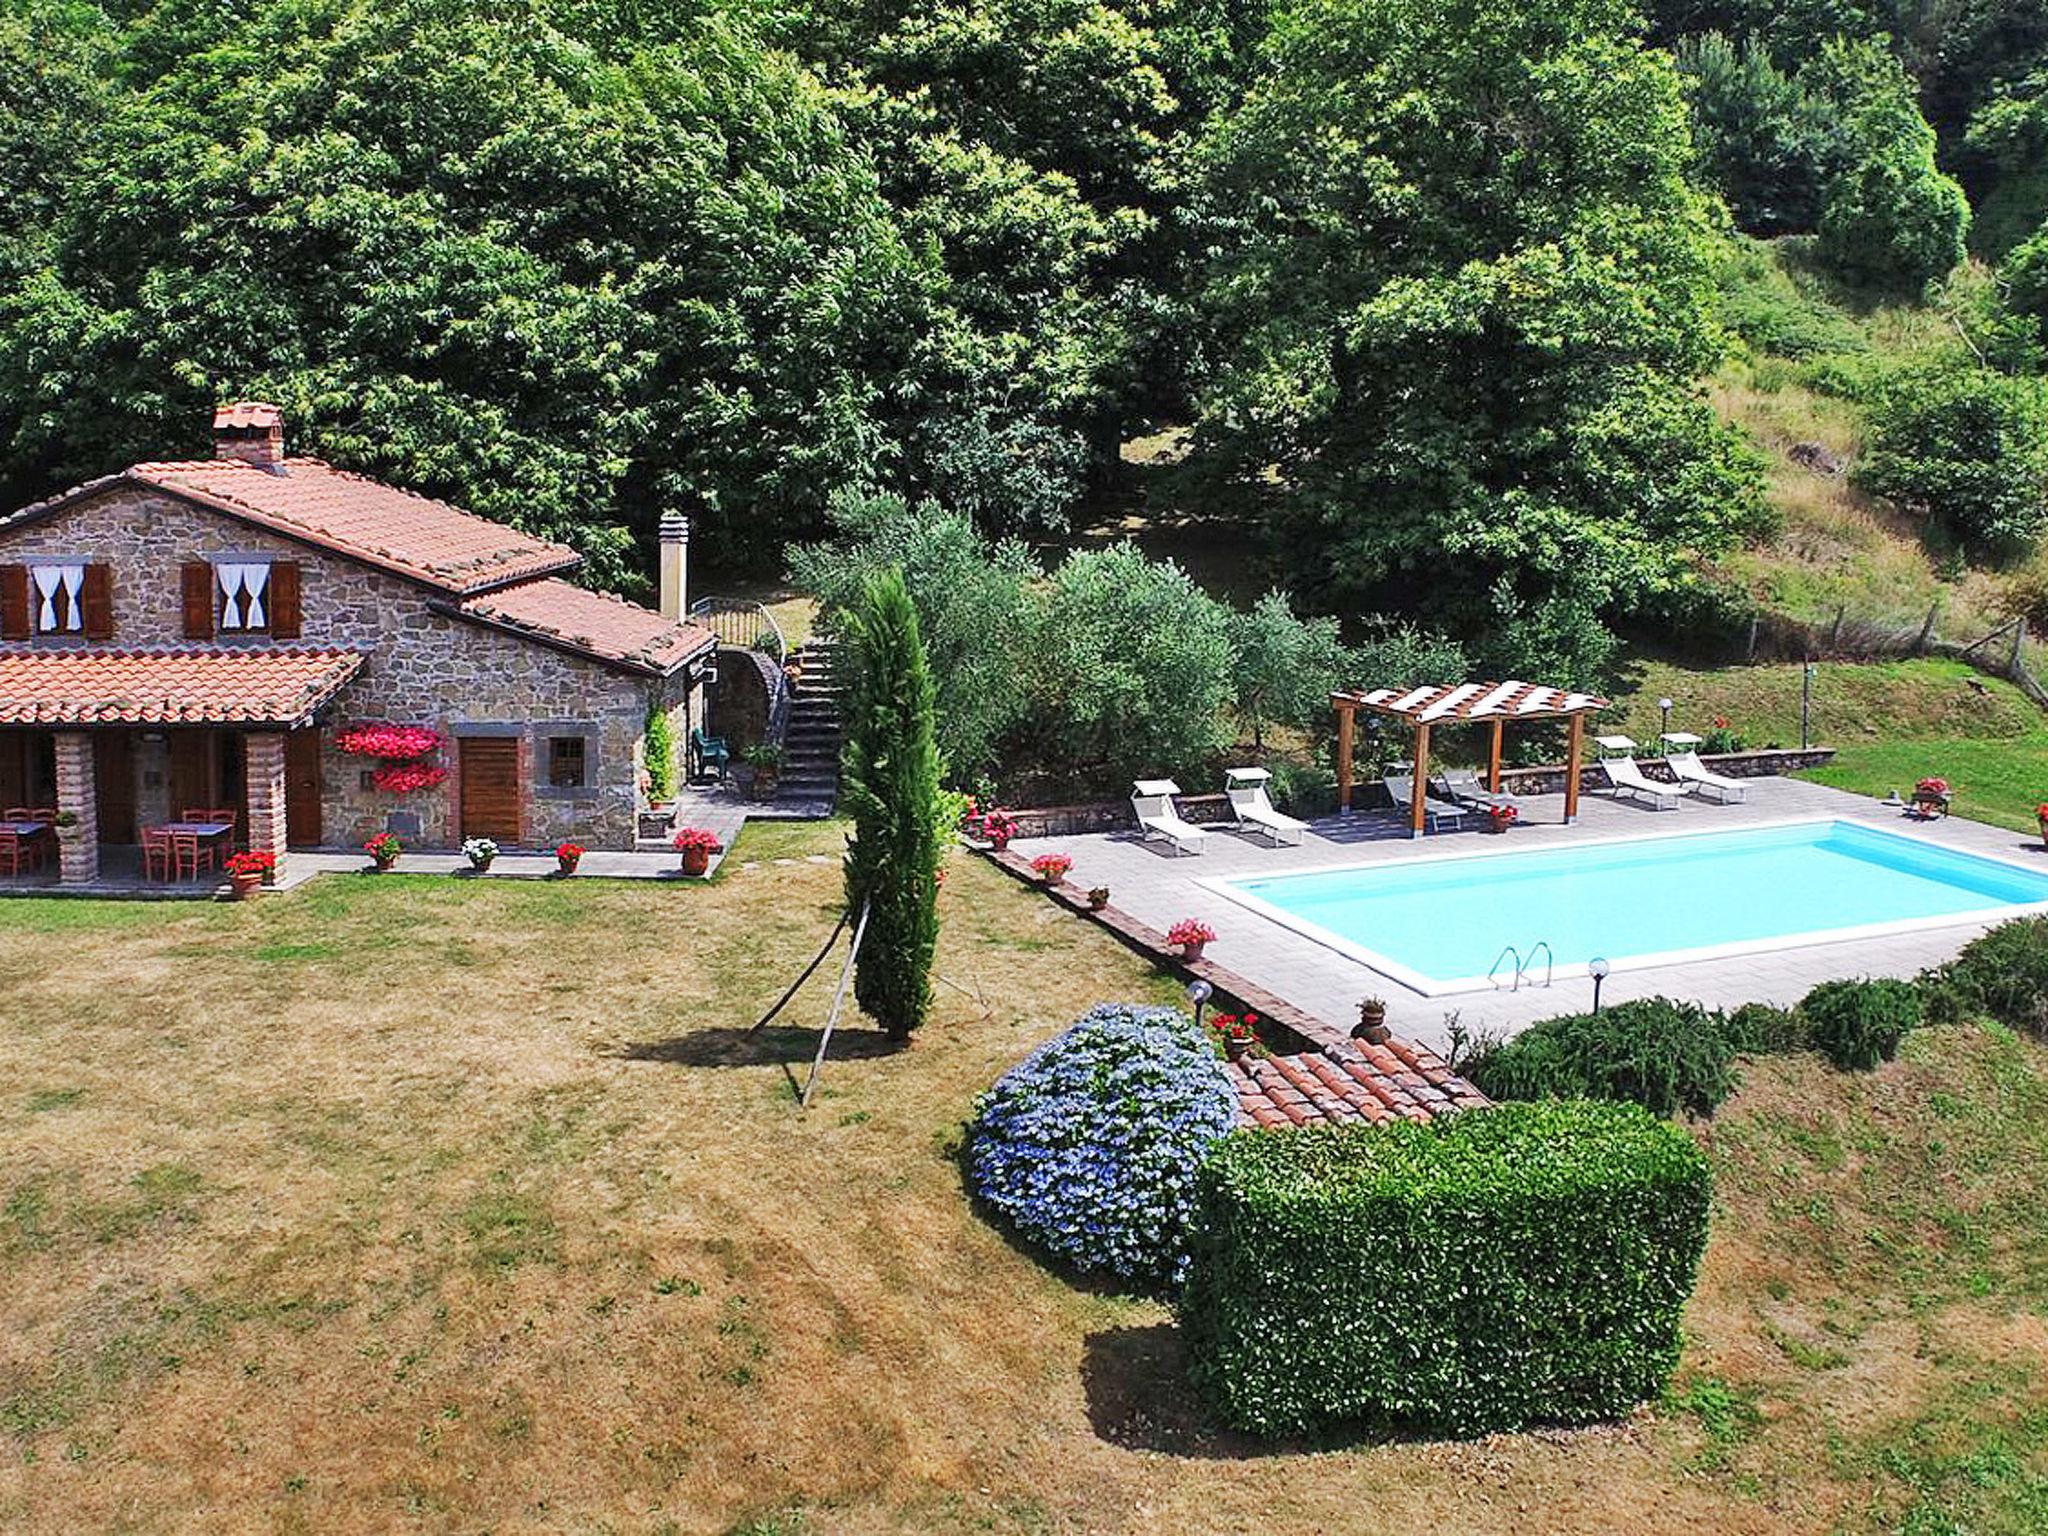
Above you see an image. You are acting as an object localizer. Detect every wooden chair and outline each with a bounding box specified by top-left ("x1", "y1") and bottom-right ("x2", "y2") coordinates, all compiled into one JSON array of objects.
[
  {"x1": 141, "y1": 827, "x2": 175, "y2": 882},
  {"x1": 0, "y1": 829, "x2": 23, "y2": 878},
  {"x1": 3, "y1": 807, "x2": 32, "y2": 822},
  {"x1": 169, "y1": 830, "x2": 216, "y2": 881}
]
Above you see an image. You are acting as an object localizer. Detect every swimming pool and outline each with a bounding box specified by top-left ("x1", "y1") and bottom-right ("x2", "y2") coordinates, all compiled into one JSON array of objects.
[{"x1": 1210, "y1": 820, "x2": 2048, "y2": 996}]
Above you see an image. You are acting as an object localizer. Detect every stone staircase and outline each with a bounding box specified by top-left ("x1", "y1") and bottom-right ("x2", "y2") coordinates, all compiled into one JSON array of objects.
[{"x1": 776, "y1": 638, "x2": 845, "y2": 814}]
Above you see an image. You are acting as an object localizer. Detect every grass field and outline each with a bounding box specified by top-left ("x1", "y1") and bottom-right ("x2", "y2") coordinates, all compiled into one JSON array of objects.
[
  {"x1": 1612, "y1": 656, "x2": 2048, "y2": 835},
  {"x1": 3, "y1": 820, "x2": 2047, "y2": 1532}
]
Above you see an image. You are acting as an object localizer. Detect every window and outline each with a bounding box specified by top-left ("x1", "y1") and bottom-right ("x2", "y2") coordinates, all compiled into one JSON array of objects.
[
  {"x1": 216, "y1": 562, "x2": 272, "y2": 631},
  {"x1": 547, "y1": 736, "x2": 588, "y2": 788},
  {"x1": 30, "y1": 565, "x2": 85, "y2": 634}
]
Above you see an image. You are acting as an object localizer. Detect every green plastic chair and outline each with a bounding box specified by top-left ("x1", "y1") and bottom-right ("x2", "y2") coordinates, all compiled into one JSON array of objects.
[{"x1": 691, "y1": 726, "x2": 731, "y2": 778}]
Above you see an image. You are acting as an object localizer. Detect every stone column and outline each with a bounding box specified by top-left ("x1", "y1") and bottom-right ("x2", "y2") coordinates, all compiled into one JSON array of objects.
[
  {"x1": 245, "y1": 731, "x2": 288, "y2": 878},
  {"x1": 53, "y1": 732, "x2": 98, "y2": 884}
]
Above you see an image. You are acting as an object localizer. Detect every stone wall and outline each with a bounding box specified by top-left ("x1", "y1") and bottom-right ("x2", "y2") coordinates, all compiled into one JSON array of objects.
[{"x1": 0, "y1": 485, "x2": 693, "y2": 848}]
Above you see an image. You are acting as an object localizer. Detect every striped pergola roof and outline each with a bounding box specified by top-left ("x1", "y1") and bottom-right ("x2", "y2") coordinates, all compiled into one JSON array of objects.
[{"x1": 1334, "y1": 680, "x2": 1609, "y2": 724}]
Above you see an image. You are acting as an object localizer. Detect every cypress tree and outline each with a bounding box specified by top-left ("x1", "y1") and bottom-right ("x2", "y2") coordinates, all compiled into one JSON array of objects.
[{"x1": 841, "y1": 567, "x2": 944, "y2": 1040}]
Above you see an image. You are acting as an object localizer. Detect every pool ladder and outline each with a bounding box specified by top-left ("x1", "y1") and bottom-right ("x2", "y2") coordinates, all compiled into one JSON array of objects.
[{"x1": 1487, "y1": 940, "x2": 1554, "y2": 992}]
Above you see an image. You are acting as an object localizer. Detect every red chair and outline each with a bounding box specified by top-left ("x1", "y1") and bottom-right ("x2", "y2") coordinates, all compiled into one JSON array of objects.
[
  {"x1": 141, "y1": 827, "x2": 174, "y2": 882},
  {"x1": 171, "y1": 829, "x2": 218, "y2": 882},
  {"x1": 0, "y1": 829, "x2": 22, "y2": 878}
]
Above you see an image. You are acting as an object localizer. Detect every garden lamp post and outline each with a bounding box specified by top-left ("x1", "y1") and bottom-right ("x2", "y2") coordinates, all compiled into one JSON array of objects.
[
  {"x1": 1589, "y1": 956, "x2": 1611, "y2": 1014},
  {"x1": 1186, "y1": 979, "x2": 1213, "y2": 1031},
  {"x1": 1802, "y1": 662, "x2": 1816, "y2": 751},
  {"x1": 1658, "y1": 698, "x2": 1673, "y2": 737}
]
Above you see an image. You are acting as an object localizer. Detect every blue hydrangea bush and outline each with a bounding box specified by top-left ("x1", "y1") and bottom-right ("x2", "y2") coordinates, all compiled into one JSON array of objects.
[{"x1": 969, "y1": 1004, "x2": 1239, "y2": 1290}]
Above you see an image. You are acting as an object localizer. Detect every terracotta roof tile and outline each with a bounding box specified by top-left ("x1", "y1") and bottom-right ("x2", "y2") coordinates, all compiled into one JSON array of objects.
[
  {"x1": 122, "y1": 459, "x2": 581, "y2": 595},
  {"x1": 1228, "y1": 1036, "x2": 1490, "y2": 1131},
  {"x1": 454, "y1": 579, "x2": 714, "y2": 675},
  {"x1": 0, "y1": 647, "x2": 363, "y2": 727}
]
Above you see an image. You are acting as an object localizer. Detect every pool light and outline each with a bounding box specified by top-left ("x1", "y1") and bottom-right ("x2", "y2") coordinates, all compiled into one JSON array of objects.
[
  {"x1": 1589, "y1": 956, "x2": 1611, "y2": 1013},
  {"x1": 1185, "y1": 978, "x2": 1214, "y2": 1029}
]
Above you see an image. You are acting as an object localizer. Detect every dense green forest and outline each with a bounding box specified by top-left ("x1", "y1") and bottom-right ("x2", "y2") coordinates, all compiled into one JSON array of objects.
[{"x1": 1, "y1": 0, "x2": 2045, "y2": 707}]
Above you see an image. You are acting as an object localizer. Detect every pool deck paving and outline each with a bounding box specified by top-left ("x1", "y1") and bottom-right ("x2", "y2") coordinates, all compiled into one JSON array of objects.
[{"x1": 1006, "y1": 777, "x2": 2048, "y2": 1053}]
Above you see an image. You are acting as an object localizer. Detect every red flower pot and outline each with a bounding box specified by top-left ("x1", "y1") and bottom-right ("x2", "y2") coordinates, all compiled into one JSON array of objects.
[
  {"x1": 228, "y1": 869, "x2": 263, "y2": 901},
  {"x1": 680, "y1": 845, "x2": 712, "y2": 878},
  {"x1": 1180, "y1": 941, "x2": 1206, "y2": 963},
  {"x1": 557, "y1": 855, "x2": 581, "y2": 876}
]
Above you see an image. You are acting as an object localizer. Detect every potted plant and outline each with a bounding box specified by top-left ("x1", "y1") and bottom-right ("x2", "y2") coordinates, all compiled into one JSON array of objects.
[
  {"x1": 555, "y1": 841, "x2": 585, "y2": 876},
  {"x1": 461, "y1": 836, "x2": 498, "y2": 873},
  {"x1": 1166, "y1": 918, "x2": 1216, "y2": 963},
  {"x1": 1913, "y1": 776, "x2": 1951, "y2": 819},
  {"x1": 673, "y1": 826, "x2": 721, "y2": 877},
  {"x1": 979, "y1": 808, "x2": 1019, "y2": 853},
  {"x1": 1214, "y1": 1013, "x2": 1258, "y2": 1063},
  {"x1": 364, "y1": 831, "x2": 402, "y2": 872},
  {"x1": 223, "y1": 849, "x2": 274, "y2": 900},
  {"x1": 1087, "y1": 885, "x2": 1111, "y2": 910},
  {"x1": 743, "y1": 741, "x2": 786, "y2": 801},
  {"x1": 1030, "y1": 852, "x2": 1073, "y2": 886},
  {"x1": 1485, "y1": 803, "x2": 1519, "y2": 834},
  {"x1": 52, "y1": 809, "x2": 82, "y2": 841},
  {"x1": 1354, "y1": 997, "x2": 1390, "y2": 1044}
]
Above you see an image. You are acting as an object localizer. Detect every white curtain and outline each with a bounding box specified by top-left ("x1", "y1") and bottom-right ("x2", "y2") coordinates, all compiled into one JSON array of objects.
[
  {"x1": 31, "y1": 564, "x2": 84, "y2": 633},
  {"x1": 218, "y1": 563, "x2": 270, "y2": 630}
]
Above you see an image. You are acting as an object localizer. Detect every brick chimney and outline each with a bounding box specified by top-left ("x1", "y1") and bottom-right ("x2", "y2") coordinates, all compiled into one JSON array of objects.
[
  {"x1": 212, "y1": 402, "x2": 286, "y2": 472},
  {"x1": 658, "y1": 512, "x2": 691, "y2": 622}
]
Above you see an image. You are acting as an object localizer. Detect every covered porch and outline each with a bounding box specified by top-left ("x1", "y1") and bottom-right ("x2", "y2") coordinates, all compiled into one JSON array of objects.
[
  {"x1": 1332, "y1": 679, "x2": 1610, "y2": 836},
  {"x1": 0, "y1": 648, "x2": 361, "y2": 889}
]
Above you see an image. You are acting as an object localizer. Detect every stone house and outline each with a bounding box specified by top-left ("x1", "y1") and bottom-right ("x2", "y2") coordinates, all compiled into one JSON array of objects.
[{"x1": 0, "y1": 403, "x2": 714, "y2": 884}]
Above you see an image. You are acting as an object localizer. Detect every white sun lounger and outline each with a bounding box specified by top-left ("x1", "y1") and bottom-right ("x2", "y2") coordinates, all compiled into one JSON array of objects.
[
  {"x1": 1224, "y1": 768, "x2": 1308, "y2": 846},
  {"x1": 1602, "y1": 756, "x2": 1682, "y2": 810},
  {"x1": 1668, "y1": 751, "x2": 1748, "y2": 803},
  {"x1": 1383, "y1": 774, "x2": 1466, "y2": 832},
  {"x1": 1438, "y1": 769, "x2": 1519, "y2": 813},
  {"x1": 1131, "y1": 779, "x2": 1209, "y2": 854}
]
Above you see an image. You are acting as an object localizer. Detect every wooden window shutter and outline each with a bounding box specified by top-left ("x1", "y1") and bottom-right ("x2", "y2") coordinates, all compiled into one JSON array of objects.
[
  {"x1": 0, "y1": 565, "x2": 27, "y2": 640},
  {"x1": 81, "y1": 564, "x2": 114, "y2": 640},
  {"x1": 268, "y1": 561, "x2": 302, "y2": 639},
  {"x1": 181, "y1": 561, "x2": 216, "y2": 639}
]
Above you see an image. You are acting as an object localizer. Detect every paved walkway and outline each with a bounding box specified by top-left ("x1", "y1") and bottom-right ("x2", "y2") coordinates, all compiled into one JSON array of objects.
[{"x1": 1008, "y1": 778, "x2": 2048, "y2": 1053}]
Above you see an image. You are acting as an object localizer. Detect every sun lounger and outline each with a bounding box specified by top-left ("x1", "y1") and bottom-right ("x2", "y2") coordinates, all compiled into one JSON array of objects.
[
  {"x1": 1668, "y1": 751, "x2": 1748, "y2": 803},
  {"x1": 1383, "y1": 774, "x2": 1466, "y2": 832},
  {"x1": 1131, "y1": 779, "x2": 1209, "y2": 854},
  {"x1": 1602, "y1": 756, "x2": 1682, "y2": 810},
  {"x1": 1224, "y1": 768, "x2": 1308, "y2": 846},
  {"x1": 1438, "y1": 769, "x2": 1520, "y2": 813}
]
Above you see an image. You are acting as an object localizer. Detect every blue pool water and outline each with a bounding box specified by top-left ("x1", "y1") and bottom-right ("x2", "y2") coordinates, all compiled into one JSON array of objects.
[{"x1": 1225, "y1": 821, "x2": 2048, "y2": 990}]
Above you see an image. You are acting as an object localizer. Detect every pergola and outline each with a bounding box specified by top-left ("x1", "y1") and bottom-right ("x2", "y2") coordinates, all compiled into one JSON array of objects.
[{"x1": 1332, "y1": 680, "x2": 1611, "y2": 837}]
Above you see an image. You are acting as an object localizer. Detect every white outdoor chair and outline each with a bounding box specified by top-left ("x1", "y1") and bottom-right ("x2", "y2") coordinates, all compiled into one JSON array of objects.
[
  {"x1": 1601, "y1": 756, "x2": 1682, "y2": 810},
  {"x1": 1131, "y1": 779, "x2": 1209, "y2": 855},
  {"x1": 1438, "y1": 769, "x2": 1519, "y2": 813},
  {"x1": 1668, "y1": 751, "x2": 1748, "y2": 804},
  {"x1": 1224, "y1": 768, "x2": 1307, "y2": 846}
]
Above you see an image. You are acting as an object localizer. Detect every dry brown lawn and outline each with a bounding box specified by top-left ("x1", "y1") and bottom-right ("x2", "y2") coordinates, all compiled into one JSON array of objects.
[{"x1": 2, "y1": 823, "x2": 2045, "y2": 1533}]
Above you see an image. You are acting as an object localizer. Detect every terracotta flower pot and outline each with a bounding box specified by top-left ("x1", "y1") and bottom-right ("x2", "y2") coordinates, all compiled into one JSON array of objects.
[
  {"x1": 468, "y1": 857, "x2": 494, "y2": 875},
  {"x1": 1087, "y1": 888, "x2": 1111, "y2": 910},
  {"x1": 1224, "y1": 1035, "x2": 1251, "y2": 1063},
  {"x1": 228, "y1": 869, "x2": 263, "y2": 901},
  {"x1": 1180, "y1": 941, "x2": 1206, "y2": 963},
  {"x1": 680, "y1": 845, "x2": 712, "y2": 877},
  {"x1": 557, "y1": 855, "x2": 581, "y2": 876},
  {"x1": 372, "y1": 854, "x2": 398, "y2": 873},
  {"x1": 989, "y1": 835, "x2": 1011, "y2": 853}
]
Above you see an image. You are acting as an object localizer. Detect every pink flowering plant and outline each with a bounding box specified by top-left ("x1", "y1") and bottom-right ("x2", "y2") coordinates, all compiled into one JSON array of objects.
[
  {"x1": 673, "y1": 827, "x2": 722, "y2": 854},
  {"x1": 1030, "y1": 852, "x2": 1074, "y2": 882},
  {"x1": 336, "y1": 723, "x2": 441, "y2": 760},
  {"x1": 363, "y1": 832, "x2": 402, "y2": 863},
  {"x1": 371, "y1": 762, "x2": 449, "y2": 793},
  {"x1": 1166, "y1": 919, "x2": 1216, "y2": 949}
]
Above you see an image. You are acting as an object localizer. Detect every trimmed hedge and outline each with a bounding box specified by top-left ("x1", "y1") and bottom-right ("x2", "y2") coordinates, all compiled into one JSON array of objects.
[
  {"x1": 1799, "y1": 978, "x2": 1922, "y2": 1070},
  {"x1": 1724, "y1": 1001, "x2": 1810, "y2": 1056},
  {"x1": 1182, "y1": 1102, "x2": 1712, "y2": 1438},
  {"x1": 968, "y1": 1004, "x2": 1237, "y2": 1290},
  {"x1": 1926, "y1": 916, "x2": 2048, "y2": 1038},
  {"x1": 1461, "y1": 997, "x2": 1739, "y2": 1117}
]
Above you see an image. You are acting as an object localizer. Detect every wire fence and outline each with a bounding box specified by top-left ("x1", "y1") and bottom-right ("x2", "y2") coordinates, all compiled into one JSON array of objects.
[{"x1": 1744, "y1": 607, "x2": 2048, "y2": 713}]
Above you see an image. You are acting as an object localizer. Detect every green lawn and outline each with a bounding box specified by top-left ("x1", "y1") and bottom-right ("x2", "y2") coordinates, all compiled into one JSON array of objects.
[{"x1": 1611, "y1": 656, "x2": 2048, "y2": 834}]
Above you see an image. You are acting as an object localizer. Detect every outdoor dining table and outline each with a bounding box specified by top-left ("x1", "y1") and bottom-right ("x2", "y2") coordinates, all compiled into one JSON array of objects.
[
  {"x1": 0, "y1": 820, "x2": 56, "y2": 874},
  {"x1": 158, "y1": 821, "x2": 235, "y2": 877}
]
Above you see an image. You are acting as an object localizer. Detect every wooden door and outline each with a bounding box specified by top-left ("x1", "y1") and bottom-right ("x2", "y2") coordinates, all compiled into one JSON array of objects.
[
  {"x1": 0, "y1": 732, "x2": 27, "y2": 809},
  {"x1": 94, "y1": 733, "x2": 136, "y2": 844},
  {"x1": 458, "y1": 737, "x2": 521, "y2": 843},
  {"x1": 167, "y1": 730, "x2": 214, "y2": 819},
  {"x1": 285, "y1": 728, "x2": 323, "y2": 847}
]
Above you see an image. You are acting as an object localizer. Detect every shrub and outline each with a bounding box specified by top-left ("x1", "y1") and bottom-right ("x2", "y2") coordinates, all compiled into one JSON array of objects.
[
  {"x1": 1182, "y1": 1103, "x2": 1712, "y2": 1437},
  {"x1": 1798, "y1": 978, "x2": 1923, "y2": 1070},
  {"x1": 1461, "y1": 997, "x2": 1740, "y2": 1118},
  {"x1": 1724, "y1": 1001, "x2": 1809, "y2": 1055},
  {"x1": 968, "y1": 1005, "x2": 1238, "y2": 1291},
  {"x1": 841, "y1": 568, "x2": 945, "y2": 1040},
  {"x1": 1857, "y1": 364, "x2": 2048, "y2": 554},
  {"x1": 1925, "y1": 916, "x2": 2048, "y2": 1037},
  {"x1": 643, "y1": 699, "x2": 676, "y2": 802}
]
